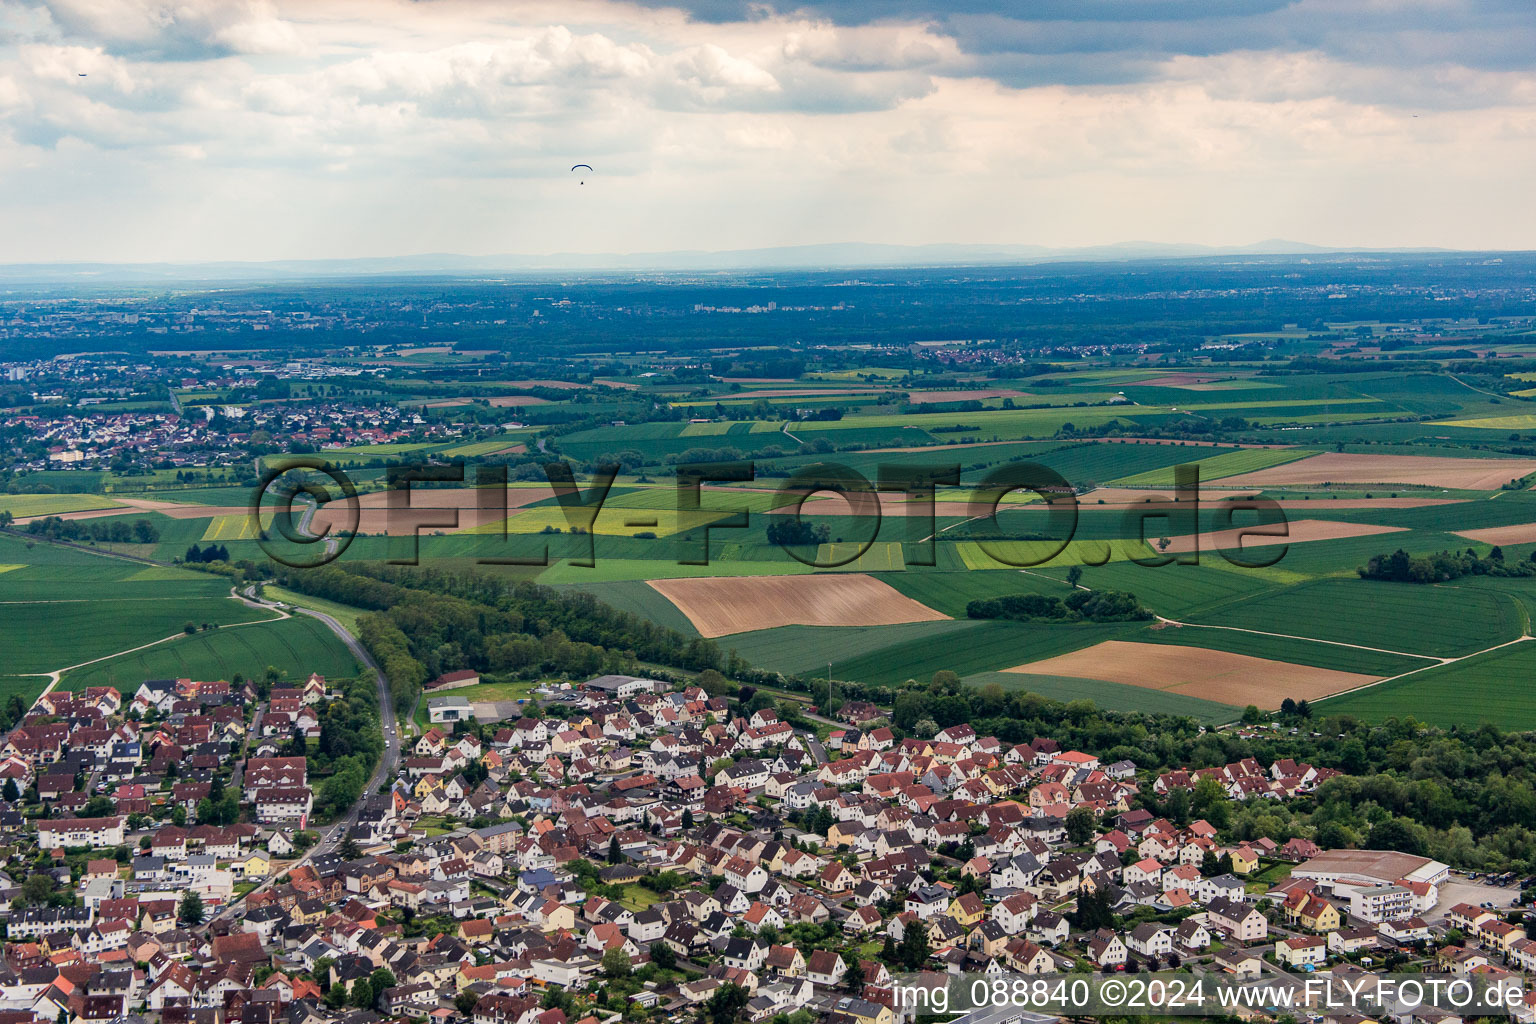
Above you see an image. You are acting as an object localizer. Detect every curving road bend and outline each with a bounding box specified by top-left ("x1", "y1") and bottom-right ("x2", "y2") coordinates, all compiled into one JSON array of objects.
[{"x1": 207, "y1": 586, "x2": 403, "y2": 926}]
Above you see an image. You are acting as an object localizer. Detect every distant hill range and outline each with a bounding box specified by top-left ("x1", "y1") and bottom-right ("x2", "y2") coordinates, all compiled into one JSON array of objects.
[{"x1": 0, "y1": 239, "x2": 1477, "y2": 283}]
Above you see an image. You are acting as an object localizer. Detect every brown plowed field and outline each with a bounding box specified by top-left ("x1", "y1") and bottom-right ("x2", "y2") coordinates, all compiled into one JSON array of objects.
[
  {"x1": 1160, "y1": 518, "x2": 1407, "y2": 554},
  {"x1": 1220, "y1": 452, "x2": 1536, "y2": 490},
  {"x1": 1002, "y1": 640, "x2": 1379, "y2": 707},
  {"x1": 1455, "y1": 522, "x2": 1536, "y2": 546},
  {"x1": 647, "y1": 573, "x2": 949, "y2": 637}
]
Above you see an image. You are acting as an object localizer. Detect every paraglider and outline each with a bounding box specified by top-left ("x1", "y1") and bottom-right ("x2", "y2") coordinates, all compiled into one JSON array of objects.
[{"x1": 571, "y1": 163, "x2": 593, "y2": 185}]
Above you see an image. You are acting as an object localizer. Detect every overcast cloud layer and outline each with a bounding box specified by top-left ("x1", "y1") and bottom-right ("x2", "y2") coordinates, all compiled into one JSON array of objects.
[{"x1": 2, "y1": 0, "x2": 1534, "y2": 262}]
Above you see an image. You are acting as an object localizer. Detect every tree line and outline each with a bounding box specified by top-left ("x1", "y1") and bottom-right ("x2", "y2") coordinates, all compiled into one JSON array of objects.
[
  {"x1": 1359, "y1": 546, "x2": 1536, "y2": 583},
  {"x1": 274, "y1": 563, "x2": 735, "y2": 714},
  {"x1": 966, "y1": 588, "x2": 1152, "y2": 623},
  {"x1": 24, "y1": 515, "x2": 160, "y2": 544}
]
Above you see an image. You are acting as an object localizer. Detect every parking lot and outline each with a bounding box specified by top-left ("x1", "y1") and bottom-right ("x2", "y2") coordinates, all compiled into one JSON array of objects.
[{"x1": 1426, "y1": 873, "x2": 1525, "y2": 922}]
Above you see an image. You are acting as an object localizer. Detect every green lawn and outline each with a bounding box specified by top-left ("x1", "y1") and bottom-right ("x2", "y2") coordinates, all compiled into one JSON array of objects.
[
  {"x1": 618, "y1": 884, "x2": 661, "y2": 910},
  {"x1": 445, "y1": 680, "x2": 542, "y2": 703}
]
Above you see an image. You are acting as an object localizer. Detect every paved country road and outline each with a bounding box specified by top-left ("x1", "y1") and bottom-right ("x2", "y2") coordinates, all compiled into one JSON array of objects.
[
  {"x1": 242, "y1": 584, "x2": 402, "y2": 853},
  {"x1": 201, "y1": 586, "x2": 403, "y2": 928}
]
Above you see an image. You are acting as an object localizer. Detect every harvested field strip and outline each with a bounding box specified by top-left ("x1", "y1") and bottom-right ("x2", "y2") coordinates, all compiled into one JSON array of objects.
[
  {"x1": 962, "y1": 670, "x2": 1240, "y2": 724},
  {"x1": 1161, "y1": 518, "x2": 1407, "y2": 554},
  {"x1": 202, "y1": 514, "x2": 263, "y2": 541},
  {"x1": 1001, "y1": 639, "x2": 1379, "y2": 709},
  {"x1": 813, "y1": 542, "x2": 906, "y2": 572},
  {"x1": 1220, "y1": 452, "x2": 1536, "y2": 491},
  {"x1": 647, "y1": 572, "x2": 947, "y2": 637},
  {"x1": 1431, "y1": 415, "x2": 1536, "y2": 431},
  {"x1": 1453, "y1": 522, "x2": 1536, "y2": 546}
]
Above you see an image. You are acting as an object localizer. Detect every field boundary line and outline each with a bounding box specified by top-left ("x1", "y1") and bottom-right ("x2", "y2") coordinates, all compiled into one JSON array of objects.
[
  {"x1": 1314, "y1": 634, "x2": 1535, "y2": 705},
  {"x1": 1151, "y1": 615, "x2": 1445, "y2": 662},
  {"x1": 37, "y1": 591, "x2": 289, "y2": 699}
]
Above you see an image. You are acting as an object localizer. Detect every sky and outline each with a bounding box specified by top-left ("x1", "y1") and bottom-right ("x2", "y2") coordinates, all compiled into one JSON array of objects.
[{"x1": 1, "y1": 0, "x2": 1534, "y2": 263}]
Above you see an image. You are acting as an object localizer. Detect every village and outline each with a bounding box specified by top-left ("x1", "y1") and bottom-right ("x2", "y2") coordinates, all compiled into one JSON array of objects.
[{"x1": 0, "y1": 671, "x2": 1532, "y2": 1024}]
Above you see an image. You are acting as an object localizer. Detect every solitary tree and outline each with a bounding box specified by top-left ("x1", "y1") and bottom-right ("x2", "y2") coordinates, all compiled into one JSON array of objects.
[
  {"x1": 1065, "y1": 807, "x2": 1097, "y2": 845},
  {"x1": 178, "y1": 889, "x2": 205, "y2": 925},
  {"x1": 601, "y1": 947, "x2": 631, "y2": 978}
]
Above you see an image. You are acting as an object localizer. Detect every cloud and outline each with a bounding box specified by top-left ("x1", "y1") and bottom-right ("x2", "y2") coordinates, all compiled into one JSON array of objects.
[
  {"x1": 31, "y1": 0, "x2": 304, "y2": 58},
  {"x1": 0, "y1": 0, "x2": 1532, "y2": 260}
]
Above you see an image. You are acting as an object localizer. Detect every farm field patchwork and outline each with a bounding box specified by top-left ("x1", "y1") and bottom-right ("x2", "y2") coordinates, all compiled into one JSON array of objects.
[
  {"x1": 646, "y1": 572, "x2": 948, "y2": 637},
  {"x1": 1000, "y1": 639, "x2": 1380, "y2": 708},
  {"x1": 1134, "y1": 622, "x2": 1434, "y2": 676}
]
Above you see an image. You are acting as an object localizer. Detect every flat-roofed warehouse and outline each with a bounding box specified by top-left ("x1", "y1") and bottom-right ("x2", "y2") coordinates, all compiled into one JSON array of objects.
[{"x1": 1291, "y1": 849, "x2": 1449, "y2": 887}]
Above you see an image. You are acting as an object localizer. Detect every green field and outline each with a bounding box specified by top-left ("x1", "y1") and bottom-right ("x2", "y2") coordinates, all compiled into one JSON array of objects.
[
  {"x1": 0, "y1": 598, "x2": 280, "y2": 674},
  {"x1": 57, "y1": 613, "x2": 359, "y2": 692},
  {"x1": 722, "y1": 619, "x2": 983, "y2": 677},
  {"x1": 830, "y1": 619, "x2": 1139, "y2": 686},
  {"x1": 0, "y1": 675, "x2": 47, "y2": 706},
  {"x1": 1109, "y1": 448, "x2": 1319, "y2": 487},
  {"x1": 547, "y1": 579, "x2": 700, "y2": 636},
  {"x1": 883, "y1": 569, "x2": 1069, "y2": 617},
  {"x1": 1318, "y1": 639, "x2": 1536, "y2": 729},
  {"x1": 1187, "y1": 577, "x2": 1522, "y2": 658},
  {"x1": 1133, "y1": 623, "x2": 1435, "y2": 676},
  {"x1": 0, "y1": 494, "x2": 125, "y2": 517},
  {"x1": 0, "y1": 533, "x2": 285, "y2": 673}
]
